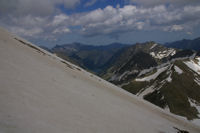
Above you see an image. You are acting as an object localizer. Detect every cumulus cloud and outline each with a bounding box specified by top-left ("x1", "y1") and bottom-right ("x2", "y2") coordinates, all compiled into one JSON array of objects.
[
  {"x1": 171, "y1": 25, "x2": 184, "y2": 31},
  {"x1": 0, "y1": 0, "x2": 80, "y2": 16},
  {"x1": 1, "y1": 1, "x2": 200, "y2": 41},
  {"x1": 53, "y1": 27, "x2": 71, "y2": 34},
  {"x1": 0, "y1": 0, "x2": 78, "y2": 40},
  {"x1": 164, "y1": 25, "x2": 184, "y2": 32},
  {"x1": 10, "y1": 27, "x2": 43, "y2": 37},
  {"x1": 71, "y1": 5, "x2": 200, "y2": 36},
  {"x1": 128, "y1": 0, "x2": 200, "y2": 7},
  {"x1": 51, "y1": 14, "x2": 69, "y2": 26}
]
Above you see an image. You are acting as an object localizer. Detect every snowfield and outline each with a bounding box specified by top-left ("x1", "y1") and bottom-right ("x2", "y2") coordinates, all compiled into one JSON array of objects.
[
  {"x1": 137, "y1": 85, "x2": 155, "y2": 98},
  {"x1": 174, "y1": 65, "x2": 183, "y2": 74},
  {"x1": 150, "y1": 43, "x2": 157, "y2": 49},
  {"x1": 188, "y1": 98, "x2": 200, "y2": 125},
  {"x1": 135, "y1": 66, "x2": 169, "y2": 82},
  {"x1": 0, "y1": 27, "x2": 200, "y2": 133},
  {"x1": 184, "y1": 58, "x2": 200, "y2": 75},
  {"x1": 150, "y1": 49, "x2": 176, "y2": 59}
]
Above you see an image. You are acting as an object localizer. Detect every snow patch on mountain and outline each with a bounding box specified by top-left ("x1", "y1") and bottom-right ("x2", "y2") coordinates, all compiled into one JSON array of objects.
[
  {"x1": 184, "y1": 59, "x2": 200, "y2": 75},
  {"x1": 150, "y1": 43, "x2": 157, "y2": 49},
  {"x1": 196, "y1": 57, "x2": 200, "y2": 65},
  {"x1": 166, "y1": 65, "x2": 173, "y2": 82},
  {"x1": 194, "y1": 78, "x2": 200, "y2": 86},
  {"x1": 189, "y1": 98, "x2": 200, "y2": 126},
  {"x1": 110, "y1": 70, "x2": 139, "y2": 81},
  {"x1": 138, "y1": 67, "x2": 155, "y2": 77},
  {"x1": 166, "y1": 73, "x2": 172, "y2": 82},
  {"x1": 174, "y1": 65, "x2": 183, "y2": 74},
  {"x1": 138, "y1": 85, "x2": 155, "y2": 98},
  {"x1": 150, "y1": 49, "x2": 176, "y2": 59},
  {"x1": 164, "y1": 105, "x2": 170, "y2": 111},
  {"x1": 135, "y1": 66, "x2": 169, "y2": 82},
  {"x1": 189, "y1": 99, "x2": 200, "y2": 114}
]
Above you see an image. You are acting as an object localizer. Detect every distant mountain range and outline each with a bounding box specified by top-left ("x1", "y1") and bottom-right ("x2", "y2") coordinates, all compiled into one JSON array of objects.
[
  {"x1": 166, "y1": 37, "x2": 200, "y2": 51},
  {"x1": 48, "y1": 36, "x2": 200, "y2": 75},
  {"x1": 41, "y1": 36, "x2": 200, "y2": 122},
  {"x1": 51, "y1": 42, "x2": 128, "y2": 74}
]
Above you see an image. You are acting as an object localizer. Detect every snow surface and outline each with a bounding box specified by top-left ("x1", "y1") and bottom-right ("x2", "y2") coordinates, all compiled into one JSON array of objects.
[
  {"x1": 164, "y1": 105, "x2": 170, "y2": 112},
  {"x1": 138, "y1": 67, "x2": 154, "y2": 77},
  {"x1": 138, "y1": 85, "x2": 155, "y2": 98},
  {"x1": 166, "y1": 73, "x2": 172, "y2": 82},
  {"x1": 184, "y1": 59, "x2": 200, "y2": 75},
  {"x1": 194, "y1": 78, "x2": 200, "y2": 86},
  {"x1": 196, "y1": 57, "x2": 200, "y2": 65},
  {"x1": 110, "y1": 70, "x2": 139, "y2": 82},
  {"x1": 174, "y1": 65, "x2": 183, "y2": 74},
  {"x1": 150, "y1": 49, "x2": 176, "y2": 59},
  {"x1": 188, "y1": 98, "x2": 200, "y2": 126},
  {"x1": 135, "y1": 66, "x2": 169, "y2": 82},
  {"x1": 150, "y1": 43, "x2": 157, "y2": 49},
  {"x1": 0, "y1": 27, "x2": 200, "y2": 133},
  {"x1": 118, "y1": 70, "x2": 138, "y2": 81}
]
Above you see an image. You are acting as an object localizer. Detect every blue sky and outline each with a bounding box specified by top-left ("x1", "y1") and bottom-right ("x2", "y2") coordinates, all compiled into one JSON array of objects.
[{"x1": 0, "y1": 0, "x2": 200, "y2": 47}]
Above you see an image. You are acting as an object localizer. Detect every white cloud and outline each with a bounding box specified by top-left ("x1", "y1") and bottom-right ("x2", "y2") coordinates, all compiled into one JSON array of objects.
[
  {"x1": 0, "y1": 0, "x2": 53, "y2": 16},
  {"x1": 71, "y1": 5, "x2": 200, "y2": 36},
  {"x1": 164, "y1": 25, "x2": 184, "y2": 32},
  {"x1": 171, "y1": 25, "x2": 184, "y2": 31},
  {"x1": 10, "y1": 27, "x2": 43, "y2": 37},
  {"x1": 1, "y1": 2, "x2": 200, "y2": 40},
  {"x1": 51, "y1": 14, "x2": 69, "y2": 26},
  {"x1": 11, "y1": 15, "x2": 48, "y2": 27},
  {"x1": 53, "y1": 27, "x2": 71, "y2": 34},
  {"x1": 128, "y1": 0, "x2": 200, "y2": 7},
  {"x1": 0, "y1": 0, "x2": 80, "y2": 16}
]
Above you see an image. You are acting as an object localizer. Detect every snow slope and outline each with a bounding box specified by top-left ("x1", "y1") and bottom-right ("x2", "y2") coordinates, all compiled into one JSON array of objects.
[
  {"x1": 135, "y1": 66, "x2": 169, "y2": 82},
  {"x1": 150, "y1": 49, "x2": 176, "y2": 59},
  {"x1": 184, "y1": 58, "x2": 200, "y2": 75},
  {"x1": 174, "y1": 65, "x2": 183, "y2": 74},
  {"x1": 0, "y1": 27, "x2": 200, "y2": 133}
]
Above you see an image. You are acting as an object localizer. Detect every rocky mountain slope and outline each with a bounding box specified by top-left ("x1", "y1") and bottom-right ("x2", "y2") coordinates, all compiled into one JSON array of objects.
[
  {"x1": 122, "y1": 57, "x2": 200, "y2": 121},
  {"x1": 2, "y1": 28, "x2": 199, "y2": 132},
  {"x1": 103, "y1": 42, "x2": 178, "y2": 83},
  {"x1": 103, "y1": 42, "x2": 200, "y2": 123}
]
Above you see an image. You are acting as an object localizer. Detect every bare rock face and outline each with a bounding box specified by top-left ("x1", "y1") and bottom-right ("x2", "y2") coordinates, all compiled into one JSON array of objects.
[{"x1": 0, "y1": 27, "x2": 200, "y2": 133}]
